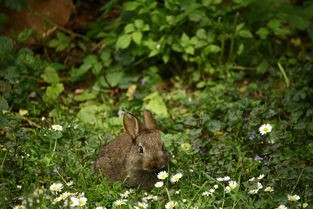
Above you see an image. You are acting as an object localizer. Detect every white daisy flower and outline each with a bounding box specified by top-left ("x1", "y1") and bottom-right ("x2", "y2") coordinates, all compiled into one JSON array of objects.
[
  {"x1": 264, "y1": 186, "x2": 274, "y2": 192},
  {"x1": 170, "y1": 173, "x2": 183, "y2": 183},
  {"x1": 51, "y1": 124, "x2": 63, "y2": 131},
  {"x1": 120, "y1": 190, "x2": 131, "y2": 198},
  {"x1": 13, "y1": 205, "x2": 26, "y2": 209},
  {"x1": 257, "y1": 174, "x2": 265, "y2": 180},
  {"x1": 157, "y1": 171, "x2": 168, "y2": 180},
  {"x1": 49, "y1": 183, "x2": 63, "y2": 193},
  {"x1": 248, "y1": 189, "x2": 259, "y2": 194},
  {"x1": 288, "y1": 194, "x2": 300, "y2": 201},
  {"x1": 225, "y1": 181, "x2": 238, "y2": 193},
  {"x1": 77, "y1": 196, "x2": 87, "y2": 206},
  {"x1": 275, "y1": 205, "x2": 287, "y2": 209},
  {"x1": 95, "y1": 207, "x2": 107, "y2": 209},
  {"x1": 134, "y1": 202, "x2": 148, "y2": 209},
  {"x1": 114, "y1": 199, "x2": 127, "y2": 206},
  {"x1": 259, "y1": 124, "x2": 272, "y2": 135},
  {"x1": 154, "y1": 181, "x2": 164, "y2": 188},
  {"x1": 165, "y1": 201, "x2": 177, "y2": 209}
]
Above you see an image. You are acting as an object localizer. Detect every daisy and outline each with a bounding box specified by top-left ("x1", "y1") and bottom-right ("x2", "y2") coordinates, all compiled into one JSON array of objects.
[
  {"x1": 170, "y1": 173, "x2": 183, "y2": 183},
  {"x1": 120, "y1": 190, "x2": 132, "y2": 198},
  {"x1": 157, "y1": 171, "x2": 169, "y2": 180},
  {"x1": 264, "y1": 186, "x2": 274, "y2": 192},
  {"x1": 248, "y1": 189, "x2": 259, "y2": 194},
  {"x1": 165, "y1": 201, "x2": 177, "y2": 209},
  {"x1": 257, "y1": 174, "x2": 265, "y2": 180},
  {"x1": 225, "y1": 181, "x2": 238, "y2": 193},
  {"x1": 155, "y1": 181, "x2": 164, "y2": 188},
  {"x1": 59, "y1": 192, "x2": 70, "y2": 200},
  {"x1": 77, "y1": 196, "x2": 87, "y2": 206},
  {"x1": 13, "y1": 205, "x2": 26, "y2": 209},
  {"x1": 259, "y1": 124, "x2": 272, "y2": 135},
  {"x1": 275, "y1": 205, "x2": 287, "y2": 209},
  {"x1": 288, "y1": 194, "x2": 300, "y2": 201},
  {"x1": 70, "y1": 197, "x2": 79, "y2": 207},
  {"x1": 53, "y1": 196, "x2": 62, "y2": 204},
  {"x1": 95, "y1": 207, "x2": 107, "y2": 209},
  {"x1": 114, "y1": 199, "x2": 127, "y2": 206},
  {"x1": 51, "y1": 124, "x2": 63, "y2": 131},
  {"x1": 134, "y1": 202, "x2": 148, "y2": 209},
  {"x1": 49, "y1": 183, "x2": 63, "y2": 193}
]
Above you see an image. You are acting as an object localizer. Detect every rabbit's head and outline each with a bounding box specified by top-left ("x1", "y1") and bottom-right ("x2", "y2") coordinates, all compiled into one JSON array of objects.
[{"x1": 124, "y1": 110, "x2": 169, "y2": 171}]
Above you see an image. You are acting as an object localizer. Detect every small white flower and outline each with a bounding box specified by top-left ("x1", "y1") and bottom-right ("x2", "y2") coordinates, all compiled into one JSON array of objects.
[
  {"x1": 202, "y1": 191, "x2": 214, "y2": 196},
  {"x1": 165, "y1": 201, "x2": 177, "y2": 209},
  {"x1": 248, "y1": 177, "x2": 255, "y2": 181},
  {"x1": 275, "y1": 205, "x2": 287, "y2": 209},
  {"x1": 66, "y1": 181, "x2": 74, "y2": 186},
  {"x1": 223, "y1": 176, "x2": 230, "y2": 181},
  {"x1": 257, "y1": 182, "x2": 263, "y2": 189},
  {"x1": 225, "y1": 181, "x2": 238, "y2": 193},
  {"x1": 59, "y1": 192, "x2": 70, "y2": 200},
  {"x1": 288, "y1": 194, "x2": 300, "y2": 201},
  {"x1": 175, "y1": 190, "x2": 180, "y2": 194},
  {"x1": 248, "y1": 189, "x2": 259, "y2": 194},
  {"x1": 96, "y1": 207, "x2": 107, "y2": 209},
  {"x1": 264, "y1": 186, "x2": 274, "y2": 192},
  {"x1": 134, "y1": 202, "x2": 148, "y2": 209},
  {"x1": 51, "y1": 124, "x2": 63, "y2": 131},
  {"x1": 13, "y1": 205, "x2": 26, "y2": 209},
  {"x1": 213, "y1": 184, "x2": 219, "y2": 189},
  {"x1": 154, "y1": 181, "x2": 164, "y2": 188},
  {"x1": 259, "y1": 124, "x2": 272, "y2": 135},
  {"x1": 257, "y1": 174, "x2": 265, "y2": 180},
  {"x1": 114, "y1": 199, "x2": 127, "y2": 206},
  {"x1": 216, "y1": 177, "x2": 224, "y2": 181},
  {"x1": 70, "y1": 197, "x2": 79, "y2": 207},
  {"x1": 170, "y1": 173, "x2": 183, "y2": 183},
  {"x1": 17, "y1": 185, "x2": 22, "y2": 189},
  {"x1": 49, "y1": 183, "x2": 63, "y2": 193},
  {"x1": 303, "y1": 203, "x2": 309, "y2": 208},
  {"x1": 41, "y1": 116, "x2": 46, "y2": 121},
  {"x1": 53, "y1": 196, "x2": 62, "y2": 204},
  {"x1": 157, "y1": 171, "x2": 168, "y2": 180},
  {"x1": 120, "y1": 190, "x2": 131, "y2": 198},
  {"x1": 77, "y1": 196, "x2": 87, "y2": 206}
]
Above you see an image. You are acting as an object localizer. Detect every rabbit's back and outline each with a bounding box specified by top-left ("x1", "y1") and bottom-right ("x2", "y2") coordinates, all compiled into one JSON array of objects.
[{"x1": 95, "y1": 134, "x2": 132, "y2": 181}]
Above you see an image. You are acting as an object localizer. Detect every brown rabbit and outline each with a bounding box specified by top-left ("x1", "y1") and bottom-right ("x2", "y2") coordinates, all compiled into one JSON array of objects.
[{"x1": 94, "y1": 110, "x2": 170, "y2": 190}]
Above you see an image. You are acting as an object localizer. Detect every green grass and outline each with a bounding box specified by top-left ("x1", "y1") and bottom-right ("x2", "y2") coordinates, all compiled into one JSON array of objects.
[{"x1": 1, "y1": 64, "x2": 313, "y2": 209}]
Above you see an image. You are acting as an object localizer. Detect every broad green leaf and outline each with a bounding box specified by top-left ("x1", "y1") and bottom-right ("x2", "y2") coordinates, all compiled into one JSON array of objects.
[
  {"x1": 256, "y1": 27, "x2": 269, "y2": 39},
  {"x1": 43, "y1": 83, "x2": 64, "y2": 105},
  {"x1": 106, "y1": 71, "x2": 124, "y2": 87},
  {"x1": 124, "y1": 23, "x2": 135, "y2": 34},
  {"x1": 0, "y1": 36, "x2": 13, "y2": 55},
  {"x1": 134, "y1": 19, "x2": 144, "y2": 29},
  {"x1": 132, "y1": 31, "x2": 142, "y2": 45},
  {"x1": 143, "y1": 92, "x2": 168, "y2": 117},
  {"x1": 42, "y1": 66, "x2": 60, "y2": 84},
  {"x1": 238, "y1": 30, "x2": 253, "y2": 38},
  {"x1": 123, "y1": 1, "x2": 140, "y2": 11},
  {"x1": 92, "y1": 62, "x2": 102, "y2": 76},
  {"x1": 196, "y1": 29, "x2": 207, "y2": 39},
  {"x1": 84, "y1": 54, "x2": 98, "y2": 65},
  {"x1": 116, "y1": 34, "x2": 132, "y2": 49},
  {"x1": 74, "y1": 91, "x2": 98, "y2": 101},
  {"x1": 0, "y1": 97, "x2": 9, "y2": 110},
  {"x1": 204, "y1": 44, "x2": 221, "y2": 54}
]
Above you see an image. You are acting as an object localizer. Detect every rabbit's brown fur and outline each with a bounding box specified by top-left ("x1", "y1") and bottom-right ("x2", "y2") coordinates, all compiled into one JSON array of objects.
[{"x1": 94, "y1": 110, "x2": 169, "y2": 190}]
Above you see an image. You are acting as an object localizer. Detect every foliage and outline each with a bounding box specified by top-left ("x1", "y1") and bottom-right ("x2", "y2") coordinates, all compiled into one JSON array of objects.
[{"x1": 1, "y1": 0, "x2": 313, "y2": 209}]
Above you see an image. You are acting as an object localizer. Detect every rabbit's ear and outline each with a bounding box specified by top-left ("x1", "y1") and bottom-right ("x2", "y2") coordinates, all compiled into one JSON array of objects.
[
  {"x1": 124, "y1": 112, "x2": 142, "y2": 139},
  {"x1": 143, "y1": 109, "x2": 156, "y2": 130}
]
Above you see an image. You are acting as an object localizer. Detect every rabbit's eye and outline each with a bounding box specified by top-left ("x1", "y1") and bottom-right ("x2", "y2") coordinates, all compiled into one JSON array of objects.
[{"x1": 138, "y1": 145, "x2": 144, "y2": 153}]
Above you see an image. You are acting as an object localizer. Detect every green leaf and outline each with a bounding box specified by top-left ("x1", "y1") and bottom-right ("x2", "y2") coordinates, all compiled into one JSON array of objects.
[
  {"x1": 204, "y1": 44, "x2": 221, "y2": 54},
  {"x1": 132, "y1": 31, "x2": 142, "y2": 45},
  {"x1": 0, "y1": 97, "x2": 9, "y2": 110},
  {"x1": 116, "y1": 34, "x2": 132, "y2": 49},
  {"x1": 0, "y1": 36, "x2": 13, "y2": 55},
  {"x1": 43, "y1": 83, "x2": 64, "y2": 105},
  {"x1": 238, "y1": 30, "x2": 253, "y2": 38},
  {"x1": 42, "y1": 66, "x2": 60, "y2": 84},
  {"x1": 134, "y1": 19, "x2": 144, "y2": 29},
  {"x1": 106, "y1": 70, "x2": 124, "y2": 87},
  {"x1": 74, "y1": 91, "x2": 98, "y2": 101},
  {"x1": 143, "y1": 92, "x2": 168, "y2": 117},
  {"x1": 123, "y1": 1, "x2": 140, "y2": 11},
  {"x1": 92, "y1": 62, "x2": 102, "y2": 76},
  {"x1": 124, "y1": 23, "x2": 135, "y2": 34},
  {"x1": 256, "y1": 27, "x2": 269, "y2": 39},
  {"x1": 196, "y1": 29, "x2": 207, "y2": 39}
]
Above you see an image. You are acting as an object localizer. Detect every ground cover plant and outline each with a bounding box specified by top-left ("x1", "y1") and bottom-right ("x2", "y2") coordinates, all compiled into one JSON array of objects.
[{"x1": 1, "y1": 0, "x2": 313, "y2": 208}]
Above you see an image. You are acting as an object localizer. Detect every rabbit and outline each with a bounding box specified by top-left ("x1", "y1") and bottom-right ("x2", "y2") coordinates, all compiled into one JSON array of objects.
[{"x1": 94, "y1": 109, "x2": 170, "y2": 190}]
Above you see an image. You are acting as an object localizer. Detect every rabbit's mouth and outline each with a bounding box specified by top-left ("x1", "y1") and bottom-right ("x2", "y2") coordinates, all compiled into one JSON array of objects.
[{"x1": 143, "y1": 161, "x2": 167, "y2": 171}]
